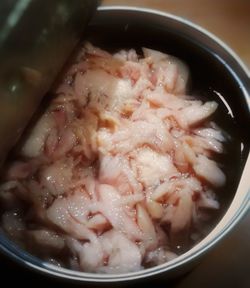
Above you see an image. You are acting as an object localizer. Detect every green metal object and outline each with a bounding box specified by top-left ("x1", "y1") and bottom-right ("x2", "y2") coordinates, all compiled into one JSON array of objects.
[{"x1": 0, "y1": 0, "x2": 99, "y2": 165}]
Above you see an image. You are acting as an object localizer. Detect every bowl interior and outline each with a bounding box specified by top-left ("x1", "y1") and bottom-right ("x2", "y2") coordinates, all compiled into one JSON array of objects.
[{"x1": 0, "y1": 7, "x2": 249, "y2": 283}]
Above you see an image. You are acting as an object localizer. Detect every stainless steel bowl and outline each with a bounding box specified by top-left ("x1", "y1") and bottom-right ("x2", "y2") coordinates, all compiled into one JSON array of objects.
[{"x1": 0, "y1": 6, "x2": 249, "y2": 284}]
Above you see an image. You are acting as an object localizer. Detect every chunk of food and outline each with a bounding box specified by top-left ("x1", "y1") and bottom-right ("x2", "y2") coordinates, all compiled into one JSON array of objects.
[
  {"x1": 193, "y1": 155, "x2": 226, "y2": 187},
  {"x1": 99, "y1": 230, "x2": 142, "y2": 273},
  {"x1": 0, "y1": 43, "x2": 226, "y2": 274},
  {"x1": 21, "y1": 114, "x2": 55, "y2": 158},
  {"x1": 131, "y1": 148, "x2": 177, "y2": 186},
  {"x1": 179, "y1": 101, "x2": 218, "y2": 127},
  {"x1": 98, "y1": 184, "x2": 142, "y2": 240}
]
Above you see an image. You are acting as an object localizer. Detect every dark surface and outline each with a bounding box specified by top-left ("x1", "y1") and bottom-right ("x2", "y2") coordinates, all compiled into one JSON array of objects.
[{"x1": 0, "y1": 212, "x2": 249, "y2": 288}]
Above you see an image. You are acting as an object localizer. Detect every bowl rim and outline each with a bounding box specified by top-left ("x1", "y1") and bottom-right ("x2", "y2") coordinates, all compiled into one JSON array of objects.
[
  {"x1": 101, "y1": 5, "x2": 250, "y2": 77},
  {"x1": 0, "y1": 5, "x2": 249, "y2": 283}
]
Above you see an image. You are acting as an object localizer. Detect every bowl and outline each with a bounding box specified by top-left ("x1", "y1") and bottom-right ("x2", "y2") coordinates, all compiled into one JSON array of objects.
[{"x1": 0, "y1": 6, "x2": 249, "y2": 284}]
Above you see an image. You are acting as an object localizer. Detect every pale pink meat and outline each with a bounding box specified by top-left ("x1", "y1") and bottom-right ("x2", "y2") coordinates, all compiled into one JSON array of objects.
[
  {"x1": 137, "y1": 203, "x2": 158, "y2": 250},
  {"x1": 178, "y1": 101, "x2": 218, "y2": 128},
  {"x1": 97, "y1": 184, "x2": 143, "y2": 240},
  {"x1": 99, "y1": 229, "x2": 142, "y2": 273},
  {"x1": 0, "y1": 43, "x2": 227, "y2": 273},
  {"x1": 98, "y1": 119, "x2": 173, "y2": 154},
  {"x1": 21, "y1": 113, "x2": 55, "y2": 158},
  {"x1": 99, "y1": 155, "x2": 142, "y2": 194},
  {"x1": 46, "y1": 196, "x2": 96, "y2": 241},
  {"x1": 142, "y1": 48, "x2": 189, "y2": 94},
  {"x1": 193, "y1": 155, "x2": 226, "y2": 187},
  {"x1": 66, "y1": 237, "x2": 104, "y2": 272},
  {"x1": 130, "y1": 148, "x2": 177, "y2": 187},
  {"x1": 171, "y1": 189, "x2": 193, "y2": 232}
]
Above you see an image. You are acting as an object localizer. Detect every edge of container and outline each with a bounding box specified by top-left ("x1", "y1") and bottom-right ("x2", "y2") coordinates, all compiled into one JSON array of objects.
[{"x1": 0, "y1": 5, "x2": 249, "y2": 283}]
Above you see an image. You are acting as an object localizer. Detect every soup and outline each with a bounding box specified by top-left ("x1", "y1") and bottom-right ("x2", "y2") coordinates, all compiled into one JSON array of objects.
[{"x1": 0, "y1": 43, "x2": 236, "y2": 273}]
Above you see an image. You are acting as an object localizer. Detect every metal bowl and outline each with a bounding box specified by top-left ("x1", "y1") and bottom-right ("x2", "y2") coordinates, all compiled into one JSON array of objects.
[{"x1": 0, "y1": 6, "x2": 249, "y2": 284}]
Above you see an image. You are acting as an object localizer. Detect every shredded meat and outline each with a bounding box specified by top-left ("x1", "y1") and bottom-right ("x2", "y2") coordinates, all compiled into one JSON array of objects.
[{"x1": 0, "y1": 43, "x2": 226, "y2": 273}]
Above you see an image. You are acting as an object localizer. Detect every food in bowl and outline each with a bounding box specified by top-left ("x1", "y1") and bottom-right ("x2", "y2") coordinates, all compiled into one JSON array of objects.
[{"x1": 0, "y1": 43, "x2": 228, "y2": 273}]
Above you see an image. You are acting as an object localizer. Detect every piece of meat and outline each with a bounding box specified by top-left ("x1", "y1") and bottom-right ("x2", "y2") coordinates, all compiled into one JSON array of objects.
[
  {"x1": 146, "y1": 197, "x2": 164, "y2": 219},
  {"x1": 75, "y1": 69, "x2": 133, "y2": 112},
  {"x1": 197, "y1": 190, "x2": 220, "y2": 210},
  {"x1": 143, "y1": 47, "x2": 189, "y2": 94},
  {"x1": 87, "y1": 213, "x2": 110, "y2": 231},
  {"x1": 193, "y1": 155, "x2": 226, "y2": 187},
  {"x1": 21, "y1": 113, "x2": 55, "y2": 158},
  {"x1": 66, "y1": 237, "x2": 104, "y2": 272},
  {"x1": 73, "y1": 111, "x2": 98, "y2": 160},
  {"x1": 171, "y1": 189, "x2": 193, "y2": 232},
  {"x1": 97, "y1": 184, "x2": 143, "y2": 240},
  {"x1": 178, "y1": 101, "x2": 218, "y2": 127},
  {"x1": 99, "y1": 230, "x2": 142, "y2": 273},
  {"x1": 99, "y1": 155, "x2": 141, "y2": 195},
  {"x1": 145, "y1": 247, "x2": 177, "y2": 266},
  {"x1": 98, "y1": 119, "x2": 173, "y2": 154},
  {"x1": 137, "y1": 203, "x2": 158, "y2": 250},
  {"x1": 46, "y1": 197, "x2": 95, "y2": 241},
  {"x1": 131, "y1": 148, "x2": 178, "y2": 187}
]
